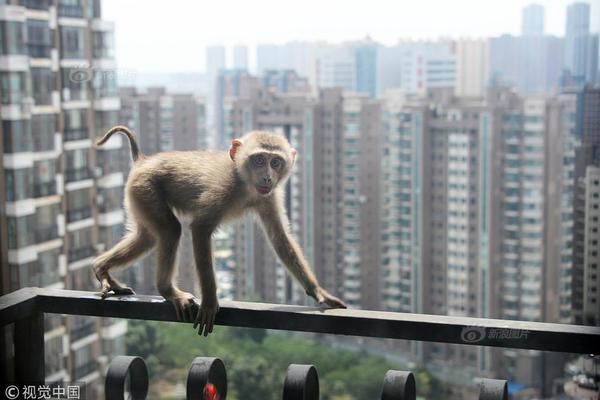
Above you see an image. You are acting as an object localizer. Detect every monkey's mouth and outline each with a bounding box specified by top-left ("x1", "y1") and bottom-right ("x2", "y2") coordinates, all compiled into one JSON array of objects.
[{"x1": 256, "y1": 185, "x2": 272, "y2": 195}]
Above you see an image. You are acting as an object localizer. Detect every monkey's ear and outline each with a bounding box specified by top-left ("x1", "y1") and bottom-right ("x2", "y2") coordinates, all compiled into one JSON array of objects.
[
  {"x1": 229, "y1": 139, "x2": 243, "y2": 161},
  {"x1": 291, "y1": 148, "x2": 297, "y2": 164}
]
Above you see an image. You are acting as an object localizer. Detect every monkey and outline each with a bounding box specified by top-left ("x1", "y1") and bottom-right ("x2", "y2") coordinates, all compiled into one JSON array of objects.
[{"x1": 93, "y1": 126, "x2": 346, "y2": 336}]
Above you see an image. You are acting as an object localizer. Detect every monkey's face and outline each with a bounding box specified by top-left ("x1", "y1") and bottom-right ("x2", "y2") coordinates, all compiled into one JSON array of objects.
[
  {"x1": 244, "y1": 151, "x2": 290, "y2": 196},
  {"x1": 230, "y1": 132, "x2": 297, "y2": 197}
]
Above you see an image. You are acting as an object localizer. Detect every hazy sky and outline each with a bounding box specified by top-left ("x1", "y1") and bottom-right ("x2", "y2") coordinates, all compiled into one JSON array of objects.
[{"x1": 103, "y1": 0, "x2": 594, "y2": 73}]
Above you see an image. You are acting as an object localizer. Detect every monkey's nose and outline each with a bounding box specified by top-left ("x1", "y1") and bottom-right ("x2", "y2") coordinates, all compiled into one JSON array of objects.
[{"x1": 264, "y1": 176, "x2": 272, "y2": 184}]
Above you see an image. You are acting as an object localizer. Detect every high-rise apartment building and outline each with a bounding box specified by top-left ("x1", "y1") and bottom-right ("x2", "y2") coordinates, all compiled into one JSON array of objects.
[
  {"x1": 564, "y1": 2, "x2": 598, "y2": 84},
  {"x1": 378, "y1": 41, "x2": 456, "y2": 96},
  {"x1": 454, "y1": 39, "x2": 490, "y2": 97},
  {"x1": 573, "y1": 86, "x2": 600, "y2": 326},
  {"x1": 522, "y1": 4, "x2": 545, "y2": 36},
  {"x1": 380, "y1": 87, "x2": 577, "y2": 393},
  {"x1": 490, "y1": 4, "x2": 566, "y2": 96},
  {"x1": 232, "y1": 45, "x2": 248, "y2": 71},
  {"x1": 0, "y1": 0, "x2": 126, "y2": 395}
]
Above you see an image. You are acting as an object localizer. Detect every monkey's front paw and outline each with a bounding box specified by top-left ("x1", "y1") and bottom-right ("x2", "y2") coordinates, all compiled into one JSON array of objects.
[
  {"x1": 168, "y1": 292, "x2": 197, "y2": 323},
  {"x1": 316, "y1": 288, "x2": 347, "y2": 309},
  {"x1": 99, "y1": 280, "x2": 136, "y2": 299},
  {"x1": 193, "y1": 298, "x2": 220, "y2": 337}
]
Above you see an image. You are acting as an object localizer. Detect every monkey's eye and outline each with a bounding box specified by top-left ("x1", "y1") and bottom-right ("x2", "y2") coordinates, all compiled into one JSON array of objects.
[
  {"x1": 252, "y1": 155, "x2": 266, "y2": 167},
  {"x1": 270, "y1": 157, "x2": 283, "y2": 169}
]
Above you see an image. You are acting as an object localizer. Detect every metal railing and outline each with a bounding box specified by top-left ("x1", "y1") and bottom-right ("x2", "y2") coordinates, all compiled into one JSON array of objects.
[{"x1": 1, "y1": 288, "x2": 599, "y2": 399}]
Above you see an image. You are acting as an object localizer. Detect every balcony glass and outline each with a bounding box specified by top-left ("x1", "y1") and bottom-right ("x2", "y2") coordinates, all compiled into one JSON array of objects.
[
  {"x1": 68, "y1": 185, "x2": 92, "y2": 210},
  {"x1": 94, "y1": 110, "x2": 118, "y2": 137},
  {"x1": 60, "y1": 26, "x2": 84, "y2": 59},
  {"x1": 93, "y1": 69, "x2": 118, "y2": 98},
  {"x1": 61, "y1": 68, "x2": 88, "y2": 101},
  {"x1": 0, "y1": 21, "x2": 26, "y2": 55},
  {"x1": 2, "y1": 120, "x2": 32, "y2": 153},
  {"x1": 7, "y1": 215, "x2": 35, "y2": 250},
  {"x1": 97, "y1": 186, "x2": 123, "y2": 213},
  {"x1": 26, "y1": 19, "x2": 52, "y2": 58},
  {"x1": 19, "y1": 0, "x2": 52, "y2": 10},
  {"x1": 5, "y1": 168, "x2": 33, "y2": 202},
  {"x1": 31, "y1": 68, "x2": 54, "y2": 105},
  {"x1": 58, "y1": 0, "x2": 84, "y2": 18},
  {"x1": 93, "y1": 31, "x2": 114, "y2": 59},
  {"x1": 68, "y1": 245, "x2": 95, "y2": 262},
  {"x1": 0, "y1": 71, "x2": 31, "y2": 105},
  {"x1": 32, "y1": 114, "x2": 56, "y2": 152},
  {"x1": 65, "y1": 167, "x2": 91, "y2": 182},
  {"x1": 65, "y1": 148, "x2": 90, "y2": 179},
  {"x1": 64, "y1": 109, "x2": 89, "y2": 141}
]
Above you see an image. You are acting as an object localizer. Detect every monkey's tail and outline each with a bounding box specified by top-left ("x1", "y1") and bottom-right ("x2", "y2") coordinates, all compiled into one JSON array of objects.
[{"x1": 96, "y1": 125, "x2": 142, "y2": 161}]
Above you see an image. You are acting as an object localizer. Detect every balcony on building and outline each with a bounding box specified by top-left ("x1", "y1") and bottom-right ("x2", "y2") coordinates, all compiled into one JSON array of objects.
[
  {"x1": 19, "y1": 0, "x2": 52, "y2": 10},
  {"x1": 67, "y1": 245, "x2": 95, "y2": 262},
  {"x1": 58, "y1": 0, "x2": 84, "y2": 18},
  {"x1": 65, "y1": 167, "x2": 91, "y2": 183},
  {"x1": 92, "y1": 30, "x2": 115, "y2": 60},
  {"x1": 26, "y1": 19, "x2": 52, "y2": 59}
]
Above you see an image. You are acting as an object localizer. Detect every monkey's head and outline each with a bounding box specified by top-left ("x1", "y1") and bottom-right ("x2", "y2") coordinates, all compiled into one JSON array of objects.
[{"x1": 229, "y1": 131, "x2": 297, "y2": 197}]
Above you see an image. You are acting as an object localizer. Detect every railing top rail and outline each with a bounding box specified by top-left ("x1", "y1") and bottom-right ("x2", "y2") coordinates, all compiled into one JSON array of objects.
[{"x1": 1, "y1": 288, "x2": 599, "y2": 354}]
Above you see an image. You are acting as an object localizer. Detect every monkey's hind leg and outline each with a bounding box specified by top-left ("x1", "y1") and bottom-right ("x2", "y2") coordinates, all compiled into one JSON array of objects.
[{"x1": 93, "y1": 228, "x2": 155, "y2": 298}]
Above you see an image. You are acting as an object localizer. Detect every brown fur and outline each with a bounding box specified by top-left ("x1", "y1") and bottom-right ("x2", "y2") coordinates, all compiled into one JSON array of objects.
[{"x1": 93, "y1": 126, "x2": 346, "y2": 336}]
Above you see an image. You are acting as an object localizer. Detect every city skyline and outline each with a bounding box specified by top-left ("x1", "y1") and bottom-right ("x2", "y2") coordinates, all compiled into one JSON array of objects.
[{"x1": 103, "y1": 0, "x2": 600, "y2": 73}]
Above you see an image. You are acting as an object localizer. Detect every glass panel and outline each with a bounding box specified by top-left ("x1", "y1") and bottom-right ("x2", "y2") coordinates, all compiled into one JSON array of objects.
[{"x1": 2, "y1": 120, "x2": 32, "y2": 153}]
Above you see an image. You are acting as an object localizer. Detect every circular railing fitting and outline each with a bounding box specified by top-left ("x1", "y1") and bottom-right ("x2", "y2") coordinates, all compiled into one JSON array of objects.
[
  {"x1": 282, "y1": 364, "x2": 319, "y2": 400},
  {"x1": 478, "y1": 378, "x2": 508, "y2": 400},
  {"x1": 380, "y1": 370, "x2": 416, "y2": 400},
  {"x1": 186, "y1": 357, "x2": 227, "y2": 400},
  {"x1": 105, "y1": 356, "x2": 149, "y2": 400}
]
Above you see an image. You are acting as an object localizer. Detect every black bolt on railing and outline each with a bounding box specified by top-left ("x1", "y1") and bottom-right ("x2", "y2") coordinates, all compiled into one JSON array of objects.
[
  {"x1": 478, "y1": 379, "x2": 508, "y2": 400},
  {"x1": 103, "y1": 355, "x2": 509, "y2": 400},
  {"x1": 380, "y1": 370, "x2": 416, "y2": 400},
  {"x1": 105, "y1": 356, "x2": 149, "y2": 400},
  {"x1": 187, "y1": 357, "x2": 228, "y2": 400},
  {"x1": 282, "y1": 364, "x2": 319, "y2": 400}
]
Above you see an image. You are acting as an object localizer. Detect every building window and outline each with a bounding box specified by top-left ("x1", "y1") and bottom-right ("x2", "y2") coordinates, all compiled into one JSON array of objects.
[
  {"x1": 67, "y1": 188, "x2": 92, "y2": 222},
  {"x1": 0, "y1": 71, "x2": 30, "y2": 105},
  {"x1": 93, "y1": 31, "x2": 114, "y2": 59},
  {"x1": 62, "y1": 68, "x2": 88, "y2": 101},
  {"x1": 93, "y1": 69, "x2": 118, "y2": 99},
  {"x1": 58, "y1": 0, "x2": 84, "y2": 18},
  {"x1": 97, "y1": 186, "x2": 123, "y2": 213},
  {"x1": 33, "y1": 160, "x2": 57, "y2": 198},
  {"x1": 19, "y1": 0, "x2": 52, "y2": 10},
  {"x1": 60, "y1": 26, "x2": 85, "y2": 59},
  {"x1": 2, "y1": 120, "x2": 32, "y2": 153},
  {"x1": 65, "y1": 148, "x2": 91, "y2": 182},
  {"x1": 7, "y1": 214, "x2": 35, "y2": 249},
  {"x1": 31, "y1": 68, "x2": 54, "y2": 105},
  {"x1": 0, "y1": 21, "x2": 26, "y2": 55},
  {"x1": 64, "y1": 109, "x2": 88, "y2": 141},
  {"x1": 67, "y1": 226, "x2": 94, "y2": 262},
  {"x1": 94, "y1": 110, "x2": 118, "y2": 137},
  {"x1": 26, "y1": 19, "x2": 52, "y2": 58},
  {"x1": 32, "y1": 114, "x2": 56, "y2": 152},
  {"x1": 5, "y1": 168, "x2": 33, "y2": 202}
]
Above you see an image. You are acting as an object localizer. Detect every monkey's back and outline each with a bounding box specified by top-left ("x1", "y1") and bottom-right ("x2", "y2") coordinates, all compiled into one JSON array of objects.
[{"x1": 126, "y1": 150, "x2": 247, "y2": 225}]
